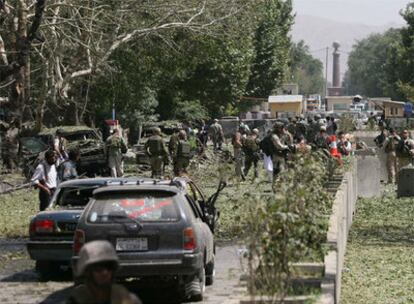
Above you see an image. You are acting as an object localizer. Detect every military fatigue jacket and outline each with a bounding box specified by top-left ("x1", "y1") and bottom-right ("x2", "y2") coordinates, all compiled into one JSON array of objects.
[{"x1": 66, "y1": 284, "x2": 141, "y2": 304}]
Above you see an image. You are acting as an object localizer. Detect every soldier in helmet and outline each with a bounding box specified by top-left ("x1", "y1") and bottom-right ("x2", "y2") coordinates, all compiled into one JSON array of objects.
[
  {"x1": 145, "y1": 127, "x2": 169, "y2": 178},
  {"x1": 243, "y1": 128, "x2": 260, "y2": 179},
  {"x1": 209, "y1": 119, "x2": 224, "y2": 151},
  {"x1": 232, "y1": 127, "x2": 246, "y2": 181},
  {"x1": 313, "y1": 125, "x2": 329, "y2": 150},
  {"x1": 173, "y1": 130, "x2": 191, "y2": 176},
  {"x1": 68, "y1": 240, "x2": 141, "y2": 304},
  {"x1": 271, "y1": 122, "x2": 290, "y2": 178},
  {"x1": 105, "y1": 128, "x2": 127, "y2": 178}
]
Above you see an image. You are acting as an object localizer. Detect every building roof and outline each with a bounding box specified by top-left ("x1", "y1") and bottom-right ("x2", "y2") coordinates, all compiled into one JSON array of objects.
[{"x1": 268, "y1": 95, "x2": 303, "y2": 103}]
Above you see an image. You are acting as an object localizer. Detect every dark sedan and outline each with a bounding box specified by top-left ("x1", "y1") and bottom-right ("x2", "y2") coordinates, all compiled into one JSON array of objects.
[{"x1": 27, "y1": 177, "x2": 127, "y2": 279}]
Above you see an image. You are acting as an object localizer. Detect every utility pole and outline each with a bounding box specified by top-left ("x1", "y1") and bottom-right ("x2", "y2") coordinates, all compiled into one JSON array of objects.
[
  {"x1": 325, "y1": 46, "x2": 329, "y2": 97},
  {"x1": 324, "y1": 46, "x2": 329, "y2": 111}
]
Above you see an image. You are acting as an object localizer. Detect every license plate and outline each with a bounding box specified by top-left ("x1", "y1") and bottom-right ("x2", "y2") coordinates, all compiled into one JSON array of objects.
[
  {"x1": 116, "y1": 238, "x2": 148, "y2": 251},
  {"x1": 59, "y1": 222, "x2": 77, "y2": 232}
]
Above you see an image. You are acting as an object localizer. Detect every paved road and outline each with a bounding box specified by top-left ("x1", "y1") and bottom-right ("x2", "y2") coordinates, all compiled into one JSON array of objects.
[{"x1": 0, "y1": 243, "x2": 246, "y2": 304}]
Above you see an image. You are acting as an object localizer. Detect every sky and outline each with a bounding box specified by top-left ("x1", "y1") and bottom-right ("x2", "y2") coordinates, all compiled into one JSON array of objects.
[{"x1": 293, "y1": 0, "x2": 412, "y2": 26}]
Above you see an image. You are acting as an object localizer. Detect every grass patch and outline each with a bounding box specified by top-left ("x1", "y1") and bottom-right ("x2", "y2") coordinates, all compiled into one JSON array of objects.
[
  {"x1": 0, "y1": 188, "x2": 38, "y2": 238},
  {"x1": 341, "y1": 185, "x2": 414, "y2": 303}
]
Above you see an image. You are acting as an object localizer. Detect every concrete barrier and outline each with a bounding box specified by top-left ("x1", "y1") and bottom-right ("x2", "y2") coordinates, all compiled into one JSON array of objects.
[{"x1": 318, "y1": 160, "x2": 358, "y2": 304}]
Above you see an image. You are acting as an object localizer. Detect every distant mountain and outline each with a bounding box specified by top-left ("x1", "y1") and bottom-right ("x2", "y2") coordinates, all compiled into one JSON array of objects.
[{"x1": 291, "y1": 15, "x2": 400, "y2": 80}]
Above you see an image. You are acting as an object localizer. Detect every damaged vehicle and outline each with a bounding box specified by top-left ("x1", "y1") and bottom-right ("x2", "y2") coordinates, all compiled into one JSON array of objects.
[{"x1": 21, "y1": 126, "x2": 107, "y2": 178}]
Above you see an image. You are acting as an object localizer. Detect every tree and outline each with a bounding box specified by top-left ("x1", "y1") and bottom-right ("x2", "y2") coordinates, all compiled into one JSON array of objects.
[
  {"x1": 245, "y1": 0, "x2": 294, "y2": 98},
  {"x1": 289, "y1": 40, "x2": 324, "y2": 96},
  {"x1": 344, "y1": 29, "x2": 401, "y2": 98}
]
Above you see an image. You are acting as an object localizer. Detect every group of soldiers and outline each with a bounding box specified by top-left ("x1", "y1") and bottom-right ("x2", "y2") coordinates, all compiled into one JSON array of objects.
[
  {"x1": 216, "y1": 114, "x2": 352, "y2": 183},
  {"x1": 375, "y1": 122, "x2": 414, "y2": 184}
]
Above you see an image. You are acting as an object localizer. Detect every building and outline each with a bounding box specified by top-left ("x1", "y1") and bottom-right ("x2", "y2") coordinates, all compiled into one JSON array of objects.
[
  {"x1": 268, "y1": 95, "x2": 303, "y2": 118},
  {"x1": 326, "y1": 96, "x2": 354, "y2": 112},
  {"x1": 306, "y1": 95, "x2": 322, "y2": 112}
]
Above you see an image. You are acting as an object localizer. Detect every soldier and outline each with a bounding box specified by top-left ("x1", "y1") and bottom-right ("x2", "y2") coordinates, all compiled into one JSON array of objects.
[
  {"x1": 243, "y1": 128, "x2": 260, "y2": 179},
  {"x1": 314, "y1": 125, "x2": 329, "y2": 150},
  {"x1": 168, "y1": 127, "x2": 180, "y2": 157},
  {"x1": 54, "y1": 129, "x2": 69, "y2": 163},
  {"x1": 271, "y1": 123, "x2": 290, "y2": 178},
  {"x1": 396, "y1": 129, "x2": 414, "y2": 172},
  {"x1": 105, "y1": 128, "x2": 127, "y2": 178},
  {"x1": 31, "y1": 150, "x2": 58, "y2": 211},
  {"x1": 3, "y1": 119, "x2": 19, "y2": 173},
  {"x1": 296, "y1": 135, "x2": 312, "y2": 154},
  {"x1": 68, "y1": 240, "x2": 141, "y2": 304},
  {"x1": 209, "y1": 119, "x2": 224, "y2": 151},
  {"x1": 374, "y1": 122, "x2": 387, "y2": 148},
  {"x1": 383, "y1": 128, "x2": 400, "y2": 184},
  {"x1": 232, "y1": 128, "x2": 245, "y2": 181},
  {"x1": 58, "y1": 149, "x2": 80, "y2": 183},
  {"x1": 173, "y1": 130, "x2": 191, "y2": 176},
  {"x1": 145, "y1": 127, "x2": 169, "y2": 178}
]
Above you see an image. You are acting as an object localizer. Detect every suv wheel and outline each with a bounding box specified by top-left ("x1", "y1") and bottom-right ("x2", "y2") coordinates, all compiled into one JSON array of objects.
[
  {"x1": 205, "y1": 255, "x2": 215, "y2": 286},
  {"x1": 185, "y1": 266, "x2": 205, "y2": 301},
  {"x1": 36, "y1": 261, "x2": 60, "y2": 281}
]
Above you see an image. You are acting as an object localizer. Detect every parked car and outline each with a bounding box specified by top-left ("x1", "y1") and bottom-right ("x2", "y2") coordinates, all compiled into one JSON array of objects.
[
  {"x1": 27, "y1": 178, "x2": 125, "y2": 279},
  {"x1": 72, "y1": 177, "x2": 225, "y2": 301}
]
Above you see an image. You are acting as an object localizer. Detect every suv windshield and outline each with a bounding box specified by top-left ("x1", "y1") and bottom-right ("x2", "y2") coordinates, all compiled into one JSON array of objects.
[
  {"x1": 56, "y1": 186, "x2": 98, "y2": 207},
  {"x1": 88, "y1": 192, "x2": 179, "y2": 223}
]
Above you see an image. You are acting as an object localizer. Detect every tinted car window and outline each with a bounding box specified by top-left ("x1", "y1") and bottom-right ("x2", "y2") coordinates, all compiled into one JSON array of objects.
[
  {"x1": 88, "y1": 192, "x2": 180, "y2": 223},
  {"x1": 56, "y1": 187, "x2": 98, "y2": 207}
]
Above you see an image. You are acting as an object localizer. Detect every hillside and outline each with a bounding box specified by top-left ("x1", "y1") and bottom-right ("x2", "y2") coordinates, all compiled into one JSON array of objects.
[{"x1": 291, "y1": 15, "x2": 399, "y2": 78}]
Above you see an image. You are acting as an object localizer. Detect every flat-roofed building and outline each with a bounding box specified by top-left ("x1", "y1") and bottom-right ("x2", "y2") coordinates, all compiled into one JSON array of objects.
[{"x1": 268, "y1": 95, "x2": 303, "y2": 118}]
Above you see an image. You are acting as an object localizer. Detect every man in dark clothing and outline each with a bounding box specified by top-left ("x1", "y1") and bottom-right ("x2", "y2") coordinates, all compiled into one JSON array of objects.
[
  {"x1": 31, "y1": 150, "x2": 58, "y2": 211},
  {"x1": 58, "y1": 149, "x2": 80, "y2": 183},
  {"x1": 314, "y1": 125, "x2": 329, "y2": 150}
]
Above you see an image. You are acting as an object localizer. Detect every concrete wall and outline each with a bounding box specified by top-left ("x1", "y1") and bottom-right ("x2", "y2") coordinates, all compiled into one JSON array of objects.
[{"x1": 318, "y1": 160, "x2": 358, "y2": 304}]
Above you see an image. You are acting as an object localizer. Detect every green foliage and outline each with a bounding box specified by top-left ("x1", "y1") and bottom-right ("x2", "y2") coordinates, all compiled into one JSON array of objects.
[
  {"x1": 247, "y1": 153, "x2": 334, "y2": 298},
  {"x1": 0, "y1": 189, "x2": 38, "y2": 238},
  {"x1": 171, "y1": 99, "x2": 209, "y2": 122},
  {"x1": 289, "y1": 41, "x2": 324, "y2": 95},
  {"x1": 341, "y1": 185, "x2": 414, "y2": 303},
  {"x1": 245, "y1": 0, "x2": 294, "y2": 97},
  {"x1": 344, "y1": 29, "x2": 401, "y2": 98}
]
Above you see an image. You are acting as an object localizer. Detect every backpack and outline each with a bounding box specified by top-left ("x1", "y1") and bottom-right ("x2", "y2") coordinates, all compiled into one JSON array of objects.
[
  {"x1": 260, "y1": 134, "x2": 274, "y2": 156},
  {"x1": 147, "y1": 136, "x2": 164, "y2": 156},
  {"x1": 177, "y1": 140, "x2": 191, "y2": 157}
]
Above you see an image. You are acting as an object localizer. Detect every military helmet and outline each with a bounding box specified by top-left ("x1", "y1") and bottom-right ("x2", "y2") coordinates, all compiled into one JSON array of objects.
[
  {"x1": 153, "y1": 127, "x2": 161, "y2": 135},
  {"x1": 76, "y1": 240, "x2": 119, "y2": 277},
  {"x1": 252, "y1": 128, "x2": 259, "y2": 135},
  {"x1": 178, "y1": 129, "x2": 187, "y2": 140}
]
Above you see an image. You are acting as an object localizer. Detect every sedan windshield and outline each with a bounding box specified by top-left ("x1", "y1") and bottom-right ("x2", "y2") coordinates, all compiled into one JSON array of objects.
[{"x1": 88, "y1": 192, "x2": 179, "y2": 223}]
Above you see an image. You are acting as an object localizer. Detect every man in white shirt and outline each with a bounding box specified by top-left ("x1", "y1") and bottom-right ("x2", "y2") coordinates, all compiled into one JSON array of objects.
[{"x1": 31, "y1": 150, "x2": 58, "y2": 211}]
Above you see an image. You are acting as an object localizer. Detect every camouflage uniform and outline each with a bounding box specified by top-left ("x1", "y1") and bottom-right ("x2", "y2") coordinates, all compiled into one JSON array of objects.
[
  {"x1": 232, "y1": 131, "x2": 245, "y2": 181},
  {"x1": 67, "y1": 284, "x2": 141, "y2": 304},
  {"x1": 145, "y1": 131, "x2": 169, "y2": 178},
  {"x1": 243, "y1": 132, "x2": 260, "y2": 179},
  {"x1": 105, "y1": 133, "x2": 127, "y2": 178},
  {"x1": 173, "y1": 137, "x2": 191, "y2": 176},
  {"x1": 209, "y1": 121, "x2": 224, "y2": 150},
  {"x1": 383, "y1": 134, "x2": 400, "y2": 184}
]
